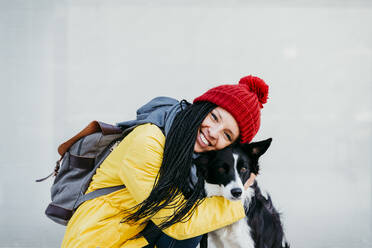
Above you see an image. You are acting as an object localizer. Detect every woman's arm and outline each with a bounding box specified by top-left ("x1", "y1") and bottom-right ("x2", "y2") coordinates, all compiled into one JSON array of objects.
[{"x1": 115, "y1": 124, "x2": 245, "y2": 240}]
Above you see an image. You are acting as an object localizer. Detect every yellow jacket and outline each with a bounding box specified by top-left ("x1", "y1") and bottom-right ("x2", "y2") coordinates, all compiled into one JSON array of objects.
[{"x1": 62, "y1": 123, "x2": 245, "y2": 248}]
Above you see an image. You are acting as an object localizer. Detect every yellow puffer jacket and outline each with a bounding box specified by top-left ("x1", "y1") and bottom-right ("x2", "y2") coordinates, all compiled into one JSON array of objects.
[{"x1": 62, "y1": 123, "x2": 245, "y2": 248}]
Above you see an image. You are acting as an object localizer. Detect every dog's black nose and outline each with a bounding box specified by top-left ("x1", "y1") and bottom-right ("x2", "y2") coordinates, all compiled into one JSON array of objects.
[{"x1": 231, "y1": 188, "x2": 242, "y2": 198}]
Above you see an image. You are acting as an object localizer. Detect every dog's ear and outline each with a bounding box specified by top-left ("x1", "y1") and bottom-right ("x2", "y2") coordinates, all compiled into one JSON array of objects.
[
  {"x1": 193, "y1": 155, "x2": 210, "y2": 168},
  {"x1": 193, "y1": 151, "x2": 216, "y2": 177},
  {"x1": 242, "y1": 138, "x2": 272, "y2": 159},
  {"x1": 193, "y1": 151, "x2": 216, "y2": 168}
]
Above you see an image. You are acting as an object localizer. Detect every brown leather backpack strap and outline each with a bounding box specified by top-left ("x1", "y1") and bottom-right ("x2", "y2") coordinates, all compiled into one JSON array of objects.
[
  {"x1": 97, "y1": 121, "x2": 123, "y2": 135},
  {"x1": 57, "y1": 121, "x2": 122, "y2": 156}
]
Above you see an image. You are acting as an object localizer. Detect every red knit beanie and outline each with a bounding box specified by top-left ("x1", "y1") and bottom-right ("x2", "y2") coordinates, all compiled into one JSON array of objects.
[{"x1": 193, "y1": 75, "x2": 269, "y2": 143}]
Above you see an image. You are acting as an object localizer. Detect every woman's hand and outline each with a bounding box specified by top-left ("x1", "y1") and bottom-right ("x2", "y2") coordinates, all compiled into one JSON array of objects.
[{"x1": 244, "y1": 173, "x2": 256, "y2": 190}]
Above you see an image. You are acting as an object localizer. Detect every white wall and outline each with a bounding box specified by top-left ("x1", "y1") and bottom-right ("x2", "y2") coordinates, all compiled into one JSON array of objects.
[{"x1": 1, "y1": 0, "x2": 371, "y2": 247}]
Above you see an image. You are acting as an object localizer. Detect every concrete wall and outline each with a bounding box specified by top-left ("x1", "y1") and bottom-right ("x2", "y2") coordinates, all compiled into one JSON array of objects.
[{"x1": 1, "y1": 0, "x2": 371, "y2": 247}]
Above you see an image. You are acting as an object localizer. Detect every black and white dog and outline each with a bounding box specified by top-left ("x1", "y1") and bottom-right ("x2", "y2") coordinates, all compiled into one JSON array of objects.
[{"x1": 194, "y1": 138, "x2": 290, "y2": 248}]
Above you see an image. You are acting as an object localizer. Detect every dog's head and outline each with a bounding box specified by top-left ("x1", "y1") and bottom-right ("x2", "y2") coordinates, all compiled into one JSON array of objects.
[{"x1": 194, "y1": 138, "x2": 272, "y2": 201}]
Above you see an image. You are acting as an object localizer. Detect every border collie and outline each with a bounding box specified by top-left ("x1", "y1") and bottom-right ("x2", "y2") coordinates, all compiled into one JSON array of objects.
[{"x1": 194, "y1": 138, "x2": 290, "y2": 248}]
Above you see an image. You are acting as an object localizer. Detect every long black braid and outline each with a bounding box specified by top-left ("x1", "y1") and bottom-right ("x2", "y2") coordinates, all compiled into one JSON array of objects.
[{"x1": 121, "y1": 100, "x2": 216, "y2": 235}]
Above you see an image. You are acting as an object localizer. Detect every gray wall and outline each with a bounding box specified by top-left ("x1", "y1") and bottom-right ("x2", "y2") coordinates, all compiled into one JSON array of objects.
[{"x1": 1, "y1": 0, "x2": 371, "y2": 247}]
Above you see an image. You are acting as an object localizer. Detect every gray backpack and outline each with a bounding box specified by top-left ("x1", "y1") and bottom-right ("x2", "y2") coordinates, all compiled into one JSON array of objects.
[{"x1": 37, "y1": 121, "x2": 136, "y2": 225}]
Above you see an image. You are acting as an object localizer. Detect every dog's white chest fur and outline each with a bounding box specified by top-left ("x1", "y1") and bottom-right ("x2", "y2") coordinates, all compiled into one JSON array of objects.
[
  {"x1": 207, "y1": 187, "x2": 255, "y2": 248},
  {"x1": 208, "y1": 218, "x2": 254, "y2": 248}
]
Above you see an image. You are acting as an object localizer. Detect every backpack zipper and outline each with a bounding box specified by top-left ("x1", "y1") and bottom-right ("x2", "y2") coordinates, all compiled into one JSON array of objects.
[{"x1": 110, "y1": 140, "x2": 120, "y2": 151}]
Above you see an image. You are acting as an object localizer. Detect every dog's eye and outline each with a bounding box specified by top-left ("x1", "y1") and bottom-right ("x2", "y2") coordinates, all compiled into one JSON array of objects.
[
  {"x1": 218, "y1": 167, "x2": 226, "y2": 174},
  {"x1": 240, "y1": 167, "x2": 247, "y2": 173}
]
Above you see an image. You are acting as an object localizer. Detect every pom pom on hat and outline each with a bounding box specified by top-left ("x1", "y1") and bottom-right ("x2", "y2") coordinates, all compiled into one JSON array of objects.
[
  {"x1": 193, "y1": 75, "x2": 269, "y2": 143},
  {"x1": 239, "y1": 75, "x2": 269, "y2": 107}
]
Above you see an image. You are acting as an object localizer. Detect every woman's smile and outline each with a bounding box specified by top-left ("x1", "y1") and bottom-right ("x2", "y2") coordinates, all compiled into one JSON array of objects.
[
  {"x1": 199, "y1": 132, "x2": 210, "y2": 146},
  {"x1": 197, "y1": 130, "x2": 211, "y2": 148}
]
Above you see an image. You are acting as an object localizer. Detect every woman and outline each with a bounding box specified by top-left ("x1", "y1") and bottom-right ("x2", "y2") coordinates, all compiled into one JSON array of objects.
[{"x1": 62, "y1": 75, "x2": 269, "y2": 248}]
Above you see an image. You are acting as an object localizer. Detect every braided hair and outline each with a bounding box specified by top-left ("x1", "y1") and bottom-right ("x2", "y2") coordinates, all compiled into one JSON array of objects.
[{"x1": 121, "y1": 100, "x2": 216, "y2": 235}]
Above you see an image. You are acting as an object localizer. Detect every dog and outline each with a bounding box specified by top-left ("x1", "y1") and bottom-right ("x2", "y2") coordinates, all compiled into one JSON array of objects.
[{"x1": 194, "y1": 138, "x2": 290, "y2": 248}]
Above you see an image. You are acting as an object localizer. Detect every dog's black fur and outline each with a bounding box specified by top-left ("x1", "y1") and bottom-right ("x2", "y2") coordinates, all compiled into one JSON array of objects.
[
  {"x1": 246, "y1": 181, "x2": 289, "y2": 248},
  {"x1": 195, "y1": 138, "x2": 290, "y2": 248}
]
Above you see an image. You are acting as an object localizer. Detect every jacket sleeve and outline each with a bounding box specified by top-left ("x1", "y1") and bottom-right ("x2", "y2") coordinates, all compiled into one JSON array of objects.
[{"x1": 116, "y1": 123, "x2": 246, "y2": 240}]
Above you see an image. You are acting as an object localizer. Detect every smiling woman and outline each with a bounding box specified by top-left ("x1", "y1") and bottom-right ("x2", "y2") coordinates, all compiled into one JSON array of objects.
[
  {"x1": 61, "y1": 75, "x2": 269, "y2": 248},
  {"x1": 194, "y1": 107, "x2": 240, "y2": 153}
]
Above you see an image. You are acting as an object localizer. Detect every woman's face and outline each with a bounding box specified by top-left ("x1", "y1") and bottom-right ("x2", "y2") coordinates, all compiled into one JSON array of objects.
[{"x1": 194, "y1": 106, "x2": 240, "y2": 153}]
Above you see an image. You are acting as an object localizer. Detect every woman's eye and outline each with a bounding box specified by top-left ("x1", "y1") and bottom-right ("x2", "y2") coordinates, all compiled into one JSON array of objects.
[
  {"x1": 211, "y1": 113, "x2": 218, "y2": 121},
  {"x1": 225, "y1": 132, "x2": 232, "y2": 142}
]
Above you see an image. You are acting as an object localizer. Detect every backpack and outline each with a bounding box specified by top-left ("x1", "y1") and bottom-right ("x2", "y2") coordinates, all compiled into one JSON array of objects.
[{"x1": 37, "y1": 121, "x2": 136, "y2": 225}]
